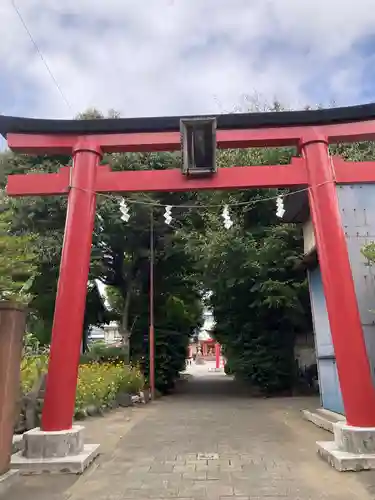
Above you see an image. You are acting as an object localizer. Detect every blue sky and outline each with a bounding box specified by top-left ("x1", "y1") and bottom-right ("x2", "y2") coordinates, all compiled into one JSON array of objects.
[{"x1": 1, "y1": 0, "x2": 375, "y2": 120}]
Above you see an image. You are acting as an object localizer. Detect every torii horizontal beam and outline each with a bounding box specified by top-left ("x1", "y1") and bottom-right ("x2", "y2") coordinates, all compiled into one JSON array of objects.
[
  {"x1": 6, "y1": 159, "x2": 307, "y2": 196},
  {"x1": 6, "y1": 157, "x2": 375, "y2": 198}
]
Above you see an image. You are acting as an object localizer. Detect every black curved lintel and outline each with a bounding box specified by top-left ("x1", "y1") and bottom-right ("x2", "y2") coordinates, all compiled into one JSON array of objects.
[{"x1": 1, "y1": 103, "x2": 375, "y2": 138}]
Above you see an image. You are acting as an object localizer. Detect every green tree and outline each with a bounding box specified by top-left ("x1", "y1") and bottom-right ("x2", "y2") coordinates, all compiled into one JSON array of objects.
[
  {"x1": 0, "y1": 196, "x2": 38, "y2": 303},
  {"x1": 0, "y1": 110, "x2": 115, "y2": 343},
  {"x1": 91, "y1": 152, "x2": 203, "y2": 389},
  {"x1": 182, "y1": 145, "x2": 311, "y2": 394}
]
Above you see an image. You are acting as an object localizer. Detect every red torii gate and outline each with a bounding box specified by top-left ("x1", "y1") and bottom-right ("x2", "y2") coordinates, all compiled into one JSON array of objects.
[{"x1": 4, "y1": 105, "x2": 375, "y2": 432}]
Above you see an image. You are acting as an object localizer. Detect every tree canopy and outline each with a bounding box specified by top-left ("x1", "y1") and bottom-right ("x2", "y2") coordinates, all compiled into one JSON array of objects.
[{"x1": 4, "y1": 107, "x2": 375, "y2": 394}]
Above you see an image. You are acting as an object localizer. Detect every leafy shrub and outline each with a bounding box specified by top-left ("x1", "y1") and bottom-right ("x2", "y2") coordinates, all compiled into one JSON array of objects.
[
  {"x1": 20, "y1": 355, "x2": 144, "y2": 414},
  {"x1": 224, "y1": 359, "x2": 234, "y2": 375},
  {"x1": 20, "y1": 355, "x2": 48, "y2": 393},
  {"x1": 75, "y1": 362, "x2": 144, "y2": 412},
  {"x1": 81, "y1": 344, "x2": 128, "y2": 365}
]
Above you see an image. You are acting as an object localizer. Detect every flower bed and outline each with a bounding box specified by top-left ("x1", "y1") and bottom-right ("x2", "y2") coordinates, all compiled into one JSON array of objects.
[
  {"x1": 17, "y1": 356, "x2": 145, "y2": 431},
  {"x1": 75, "y1": 362, "x2": 144, "y2": 413}
]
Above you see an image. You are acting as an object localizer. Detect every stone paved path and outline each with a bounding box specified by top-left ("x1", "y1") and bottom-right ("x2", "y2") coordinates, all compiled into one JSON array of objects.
[{"x1": 5, "y1": 365, "x2": 375, "y2": 499}]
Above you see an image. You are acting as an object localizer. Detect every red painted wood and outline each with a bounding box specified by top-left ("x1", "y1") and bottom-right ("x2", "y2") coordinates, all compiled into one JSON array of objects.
[
  {"x1": 96, "y1": 159, "x2": 308, "y2": 193},
  {"x1": 8, "y1": 157, "x2": 375, "y2": 197},
  {"x1": 7, "y1": 133, "x2": 76, "y2": 154},
  {"x1": 334, "y1": 157, "x2": 375, "y2": 184},
  {"x1": 6, "y1": 167, "x2": 70, "y2": 196},
  {"x1": 6, "y1": 160, "x2": 308, "y2": 196},
  {"x1": 7, "y1": 119, "x2": 375, "y2": 155},
  {"x1": 302, "y1": 137, "x2": 375, "y2": 427},
  {"x1": 41, "y1": 148, "x2": 100, "y2": 432}
]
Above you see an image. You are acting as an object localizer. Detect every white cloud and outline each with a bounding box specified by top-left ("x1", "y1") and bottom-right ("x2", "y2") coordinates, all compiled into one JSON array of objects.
[{"x1": 1, "y1": 0, "x2": 375, "y2": 119}]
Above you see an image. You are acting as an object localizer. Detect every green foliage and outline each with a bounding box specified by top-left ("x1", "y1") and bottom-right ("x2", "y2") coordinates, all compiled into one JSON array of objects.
[
  {"x1": 182, "y1": 146, "x2": 310, "y2": 394},
  {"x1": 362, "y1": 242, "x2": 375, "y2": 264},
  {"x1": 223, "y1": 359, "x2": 234, "y2": 375},
  {"x1": 1, "y1": 150, "x2": 111, "y2": 342},
  {"x1": 13, "y1": 104, "x2": 375, "y2": 398},
  {"x1": 362, "y1": 242, "x2": 375, "y2": 314},
  {"x1": 20, "y1": 355, "x2": 144, "y2": 413},
  {"x1": 75, "y1": 362, "x2": 144, "y2": 412},
  {"x1": 0, "y1": 199, "x2": 38, "y2": 303},
  {"x1": 80, "y1": 343, "x2": 129, "y2": 365},
  {"x1": 2, "y1": 117, "x2": 201, "y2": 391},
  {"x1": 189, "y1": 136, "x2": 375, "y2": 394},
  {"x1": 23, "y1": 332, "x2": 49, "y2": 356},
  {"x1": 89, "y1": 146, "x2": 202, "y2": 392}
]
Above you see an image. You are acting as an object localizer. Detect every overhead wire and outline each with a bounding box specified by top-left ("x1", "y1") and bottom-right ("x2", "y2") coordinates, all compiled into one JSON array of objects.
[
  {"x1": 77, "y1": 182, "x2": 330, "y2": 210},
  {"x1": 6, "y1": 2, "x2": 329, "y2": 216},
  {"x1": 10, "y1": 0, "x2": 73, "y2": 114}
]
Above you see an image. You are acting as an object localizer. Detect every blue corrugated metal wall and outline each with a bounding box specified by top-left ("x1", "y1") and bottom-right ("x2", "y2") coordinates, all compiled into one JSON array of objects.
[
  {"x1": 308, "y1": 267, "x2": 344, "y2": 414},
  {"x1": 337, "y1": 184, "x2": 375, "y2": 382},
  {"x1": 308, "y1": 183, "x2": 375, "y2": 415}
]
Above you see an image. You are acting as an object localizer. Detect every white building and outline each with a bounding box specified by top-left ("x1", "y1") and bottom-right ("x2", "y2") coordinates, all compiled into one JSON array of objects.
[
  {"x1": 88, "y1": 321, "x2": 122, "y2": 345},
  {"x1": 198, "y1": 306, "x2": 215, "y2": 341}
]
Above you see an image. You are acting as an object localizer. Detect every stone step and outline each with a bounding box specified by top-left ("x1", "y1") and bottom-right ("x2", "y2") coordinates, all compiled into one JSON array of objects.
[
  {"x1": 317, "y1": 440, "x2": 375, "y2": 471},
  {"x1": 302, "y1": 407, "x2": 346, "y2": 433}
]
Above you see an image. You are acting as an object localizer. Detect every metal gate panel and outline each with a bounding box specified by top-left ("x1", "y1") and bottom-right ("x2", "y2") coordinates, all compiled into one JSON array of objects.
[
  {"x1": 337, "y1": 184, "x2": 375, "y2": 382},
  {"x1": 318, "y1": 359, "x2": 344, "y2": 415},
  {"x1": 308, "y1": 267, "x2": 345, "y2": 414}
]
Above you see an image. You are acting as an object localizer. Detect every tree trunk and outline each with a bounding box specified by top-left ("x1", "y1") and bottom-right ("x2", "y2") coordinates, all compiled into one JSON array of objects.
[
  {"x1": 82, "y1": 325, "x2": 89, "y2": 353},
  {"x1": 120, "y1": 284, "x2": 133, "y2": 364}
]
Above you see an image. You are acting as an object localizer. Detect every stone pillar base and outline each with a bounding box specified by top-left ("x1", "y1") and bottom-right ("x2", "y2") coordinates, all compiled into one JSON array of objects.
[
  {"x1": 302, "y1": 407, "x2": 345, "y2": 434},
  {"x1": 0, "y1": 469, "x2": 19, "y2": 495},
  {"x1": 317, "y1": 421, "x2": 375, "y2": 471},
  {"x1": 10, "y1": 425, "x2": 99, "y2": 475}
]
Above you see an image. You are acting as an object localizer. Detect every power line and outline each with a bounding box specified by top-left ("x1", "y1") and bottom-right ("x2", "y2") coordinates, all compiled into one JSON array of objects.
[{"x1": 10, "y1": 0, "x2": 73, "y2": 114}]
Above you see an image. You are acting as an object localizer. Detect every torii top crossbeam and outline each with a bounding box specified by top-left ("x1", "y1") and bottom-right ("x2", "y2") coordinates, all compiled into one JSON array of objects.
[
  {"x1": 2, "y1": 102, "x2": 375, "y2": 154},
  {"x1": 4, "y1": 103, "x2": 375, "y2": 197},
  {"x1": 2, "y1": 102, "x2": 375, "y2": 139},
  {"x1": 4, "y1": 103, "x2": 375, "y2": 433}
]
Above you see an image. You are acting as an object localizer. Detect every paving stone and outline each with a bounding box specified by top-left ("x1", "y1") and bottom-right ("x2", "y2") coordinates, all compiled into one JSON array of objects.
[
  {"x1": 221, "y1": 497, "x2": 249, "y2": 500},
  {"x1": 149, "y1": 464, "x2": 175, "y2": 473},
  {"x1": 182, "y1": 471, "x2": 207, "y2": 481},
  {"x1": 173, "y1": 464, "x2": 196, "y2": 473},
  {"x1": 4, "y1": 366, "x2": 375, "y2": 500},
  {"x1": 206, "y1": 470, "x2": 231, "y2": 481}
]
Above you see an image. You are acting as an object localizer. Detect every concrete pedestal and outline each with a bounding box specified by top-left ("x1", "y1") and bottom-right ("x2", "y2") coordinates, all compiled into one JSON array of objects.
[
  {"x1": 11, "y1": 425, "x2": 99, "y2": 474},
  {"x1": 317, "y1": 421, "x2": 375, "y2": 471},
  {"x1": 302, "y1": 407, "x2": 346, "y2": 433}
]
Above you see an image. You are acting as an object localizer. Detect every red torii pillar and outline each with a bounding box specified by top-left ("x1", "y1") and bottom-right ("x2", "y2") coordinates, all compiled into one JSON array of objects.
[
  {"x1": 5, "y1": 116, "x2": 375, "y2": 431},
  {"x1": 301, "y1": 135, "x2": 375, "y2": 427},
  {"x1": 42, "y1": 141, "x2": 100, "y2": 431}
]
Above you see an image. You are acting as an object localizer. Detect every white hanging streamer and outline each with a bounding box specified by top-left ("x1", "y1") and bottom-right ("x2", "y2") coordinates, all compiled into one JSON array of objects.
[
  {"x1": 276, "y1": 196, "x2": 285, "y2": 218},
  {"x1": 96, "y1": 213, "x2": 104, "y2": 233},
  {"x1": 221, "y1": 205, "x2": 233, "y2": 229},
  {"x1": 119, "y1": 199, "x2": 130, "y2": 222},
  {"x1": 164, "y1": 205, "x2": 172, "y2": 225}
]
